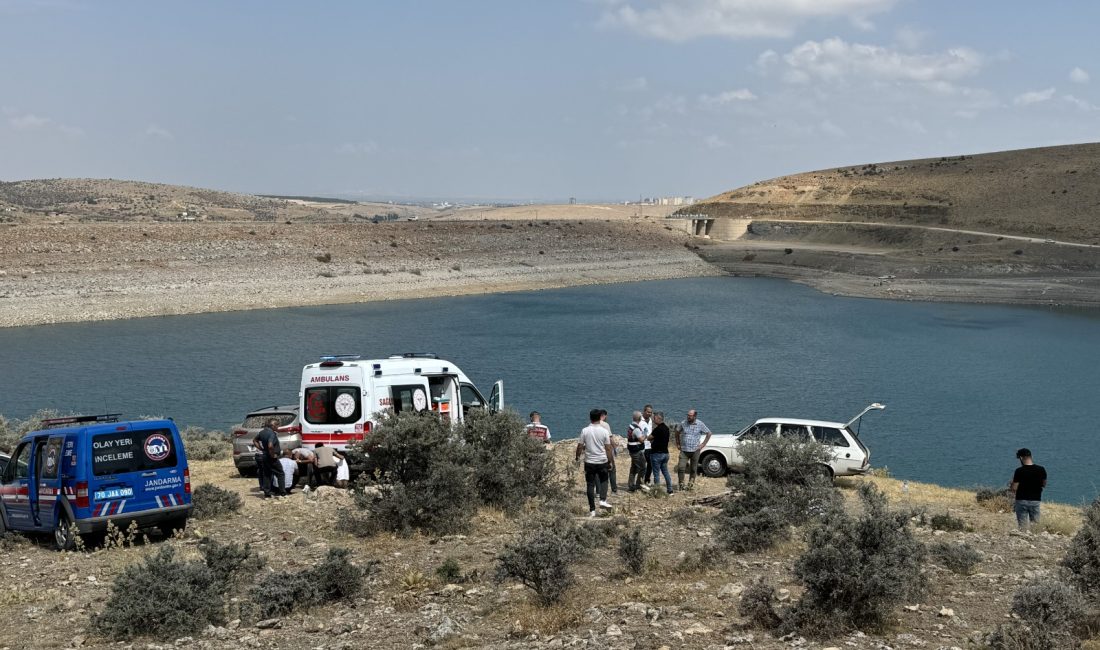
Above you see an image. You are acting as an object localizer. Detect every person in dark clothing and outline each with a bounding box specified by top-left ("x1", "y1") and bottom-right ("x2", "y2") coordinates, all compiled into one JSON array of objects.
[
  {"x1": 1009, "y1": 448, "x2": 1047, "y2": 531},
  {"x1": 647, "y1": 412, "x2": 673, "y2": 495},
  {"x1": 253, "y1": 419, "x2": 286, "y2": 498}
]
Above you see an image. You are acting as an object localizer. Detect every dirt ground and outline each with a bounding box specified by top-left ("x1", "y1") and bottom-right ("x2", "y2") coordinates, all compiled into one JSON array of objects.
[{"x1": 0, "y1": 444, "x2": 1088, "y2": 650}]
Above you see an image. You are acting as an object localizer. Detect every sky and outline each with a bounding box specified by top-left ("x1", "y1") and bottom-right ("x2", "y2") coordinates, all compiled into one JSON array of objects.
[{"x1": 1, "y1": 0, "x2": 1099, "y2": 201}]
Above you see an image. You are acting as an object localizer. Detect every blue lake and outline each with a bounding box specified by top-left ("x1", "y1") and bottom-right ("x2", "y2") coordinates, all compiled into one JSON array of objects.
[{"x1": 1, "y1": 276, "x2": 1098, "y2": 503}]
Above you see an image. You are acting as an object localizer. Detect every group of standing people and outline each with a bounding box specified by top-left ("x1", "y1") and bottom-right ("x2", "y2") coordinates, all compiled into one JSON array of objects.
[
  {"x1": 573, "y1": 405, "x2": 713, "y2": 517},
  {"x1": 252, "y1": 418, "x2": 350, "y2": 498}
]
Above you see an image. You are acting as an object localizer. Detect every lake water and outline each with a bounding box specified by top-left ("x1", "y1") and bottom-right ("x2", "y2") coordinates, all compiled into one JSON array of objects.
[{"x1": 1, "y1": 277, "x2": 1098, "y2": 503}]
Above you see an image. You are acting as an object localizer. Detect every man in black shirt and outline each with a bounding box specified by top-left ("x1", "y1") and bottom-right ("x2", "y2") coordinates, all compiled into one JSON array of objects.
[
  {"x1": 1009, "y1": 448, "x2": 1047, "y2": 531},
  {"x1": 253, "y1": 419, "x2": 286, "y2": 498},
  {"x1": 647, "y1": 412, "x2": 674, "y2": 495}
]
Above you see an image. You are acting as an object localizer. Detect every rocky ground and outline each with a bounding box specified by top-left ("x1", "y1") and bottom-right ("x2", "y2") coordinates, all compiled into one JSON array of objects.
[
  {"x1": 0, "y1": 445, "x2": 1088, "y2": 650},
  {"x1": 0, "y1": 219, "x2": 717, "y2": 327}
]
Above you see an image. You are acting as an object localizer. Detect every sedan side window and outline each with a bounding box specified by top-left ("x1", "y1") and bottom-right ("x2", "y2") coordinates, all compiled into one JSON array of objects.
[
  {"x1": 813, "y1": 426, "x2": 850, "y2": 447},
  {"x1": 739, "y1": 423, "x2": 776, "y2": 440},
  {"x1": 779, "y1": 423, "x2": 811, "y2": 440}
]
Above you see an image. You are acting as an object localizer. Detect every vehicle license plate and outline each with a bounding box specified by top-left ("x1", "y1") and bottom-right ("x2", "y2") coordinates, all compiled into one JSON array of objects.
[{"x1": 94, "y1": 486, "x2": 134, "y2": 501}]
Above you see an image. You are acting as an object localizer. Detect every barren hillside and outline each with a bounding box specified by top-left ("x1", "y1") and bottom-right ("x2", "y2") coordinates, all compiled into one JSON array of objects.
[{"x1": 690, "y1": 143, "x2": 1100, "y2": 242}]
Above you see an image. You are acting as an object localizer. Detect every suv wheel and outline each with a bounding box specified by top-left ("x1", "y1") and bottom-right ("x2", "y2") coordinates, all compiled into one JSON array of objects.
[
  {"x1": 700, "y1": 453, "x2": 727, "y2": 478},
  {"x1": 54, "y1": 512, "x2": 77, "y2": 551},
  {"x1": 812, "y1": 463, "x2": 834, "y2": 481}
]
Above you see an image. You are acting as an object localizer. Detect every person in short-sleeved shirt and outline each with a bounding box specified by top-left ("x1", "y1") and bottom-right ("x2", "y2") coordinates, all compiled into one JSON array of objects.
[
  {"x1": 1010, "y1": 448, "x2": 1047, "y2": 531},
  {"x1": 525, "y1": 411, "x2": 551, "y2": 442},
  {"x1": 576, "y1": 409, "x2": 614, "y2": 516}
]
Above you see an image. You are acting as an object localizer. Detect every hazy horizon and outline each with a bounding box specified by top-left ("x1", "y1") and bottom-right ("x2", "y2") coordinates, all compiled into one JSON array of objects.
[{"x1": 2, "y1": 1, "x2": 1098, "y2": 201}]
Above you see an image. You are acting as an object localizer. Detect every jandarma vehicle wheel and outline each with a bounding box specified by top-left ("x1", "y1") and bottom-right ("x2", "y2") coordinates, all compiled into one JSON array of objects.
[{"x1": 54, "y1": 512, "x2": 77, "y2": 551}]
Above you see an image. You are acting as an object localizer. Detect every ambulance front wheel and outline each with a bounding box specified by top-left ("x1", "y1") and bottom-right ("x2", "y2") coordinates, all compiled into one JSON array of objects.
[
  {"x1": 54, "y1": 512, "x2": 77, "y2": 551},
  {"x1": 160, "y1": 517, "x2": 186, "y2": 538}
]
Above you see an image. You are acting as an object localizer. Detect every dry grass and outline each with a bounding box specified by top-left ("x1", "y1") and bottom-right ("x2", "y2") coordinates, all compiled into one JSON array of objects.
[
  {"x1": 508, "y1": 599, "x2": 586, "y2": 635},
  {"x1": 1035, "y1": 510, "x2": 1081, "y2": 537}
]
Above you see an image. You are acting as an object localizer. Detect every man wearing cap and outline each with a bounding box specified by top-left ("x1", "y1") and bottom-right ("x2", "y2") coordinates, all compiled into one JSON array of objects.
[{"x1": 1009, "y1": 448, "x2": 1047, "y2": 531}]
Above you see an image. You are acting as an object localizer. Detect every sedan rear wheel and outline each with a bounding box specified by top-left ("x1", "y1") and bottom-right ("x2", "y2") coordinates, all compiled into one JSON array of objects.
[{"x1": 700, "y1": 453, "x2": 728, "y2": 478}]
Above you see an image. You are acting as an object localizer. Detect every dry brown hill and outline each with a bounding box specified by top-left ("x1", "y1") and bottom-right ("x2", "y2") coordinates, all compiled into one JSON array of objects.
[
  {"x1": 691, "y1": 143, "x2": 1100, "y2": 242},
  {"x1": 0, "y1": 178, "x2": 433, "y2": 223}
]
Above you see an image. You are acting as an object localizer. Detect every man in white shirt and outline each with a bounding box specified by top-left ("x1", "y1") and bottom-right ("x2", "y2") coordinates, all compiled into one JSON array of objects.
[
  {"x1": 576, "y1": 408, "x2": 615, "y2": 517},
  {"x1": 278, "y1": 451, "x2": 298, "y2": 495},
  {"x1": 641, "y1": 404, "x2": 654, "y2": 485},
  {"x1": 525, "y1": 411, "x2": 551, "y2": 443}
]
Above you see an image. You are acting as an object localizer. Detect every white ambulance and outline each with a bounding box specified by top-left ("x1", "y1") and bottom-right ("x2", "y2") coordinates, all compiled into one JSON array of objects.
[{"x1": 298, "y1": 353, "x2": 504, "y2": 449}]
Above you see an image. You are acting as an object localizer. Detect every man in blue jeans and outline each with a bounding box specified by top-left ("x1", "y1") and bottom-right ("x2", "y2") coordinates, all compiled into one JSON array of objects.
[
  {"x1": 1009, "y1": 448, "x2": 1047, "y2": 531},
  {"x1": 647, "y1": 411, "x2": 674, "y2": 495}
]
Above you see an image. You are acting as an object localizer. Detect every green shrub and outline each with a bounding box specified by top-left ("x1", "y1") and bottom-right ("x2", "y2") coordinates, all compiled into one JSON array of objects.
[
  {"x1": 199, "y1": 538, "x2": 261, "y2": 584},
  {"x1": 1063, "y1": 497, "x2": 1100, "y2": 601},
  {"x1": 180, "y1": 426, "x2": 231, "y2": 461},
  {"x1": 359, "y1": 461, "x2": 477, "y2": 537},
  {"x1": 191, "y1": 484, "x2": 243, "y2": 520},
  {"x1": 496, "y1": 526, "x2": 576, "y2": 605},
  {"x1": 618, "y1": 527, "x2": 648, "y2": 575},
  {"x1": 917, "y1": 511, "x2": 970, "y2": 532},
  {"x1": 987, "y1": 579, "x2": 1089, "y2": 650},
  {"x1": 436, "y1": 557, "x2": 463, "y2": 583},
  {"x1": 784, "y1": 484, "x2": 926, "y2": 638},
  {"x1": 461, "y1": 410, "x2": 558, "y2": 511},
  {"x1": 0, "y1": 409, "x2": 60, "y2": 453},
  {"x1": 739, "y1": 579, "x2": 781, "y2": 630},
  {"x1": 929, "y1": 541, "x2": 982, "y2": 575},
  {"x1": 715, "y1": 435, "x2": 839, "y2": 553},
  {"x1": 92, "y1": 546, "x2": 225, "y2": 640},
  {"x1": 250, "y1": 570, "x2": 318, "y2": 619},
  {"x1": 248, "y1": 547, "x2": 364, "y2": 619}
]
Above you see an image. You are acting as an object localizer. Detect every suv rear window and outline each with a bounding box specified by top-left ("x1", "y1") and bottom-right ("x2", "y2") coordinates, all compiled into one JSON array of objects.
[
  {"x1": 304, "y1": 386, "x2": 362, "y2": 425},
  {"x1": 242, "y1": 413, "x2": 296, "y2": 429},
  {"x1": 92, "y1": 428, "x2": 178, "y2": 476}
]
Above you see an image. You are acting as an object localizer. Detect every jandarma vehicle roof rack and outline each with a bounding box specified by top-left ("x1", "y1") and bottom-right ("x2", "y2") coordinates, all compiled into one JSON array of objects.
[{"x1": 40, "y1": 413, "x2": 122, "y2": 429}]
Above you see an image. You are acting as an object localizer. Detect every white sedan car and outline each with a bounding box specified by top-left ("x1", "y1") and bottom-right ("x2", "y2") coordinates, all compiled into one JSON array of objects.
[{"x1": 698, "y1": 404, "x2": 883, "y2": 479}]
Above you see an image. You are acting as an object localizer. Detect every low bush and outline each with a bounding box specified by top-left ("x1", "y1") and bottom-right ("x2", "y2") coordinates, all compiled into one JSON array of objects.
[
  {"x1": 975, "y1": 486, "x2": 1014, "y2": 513},
  {"x1": 0, "y1": 409, "x2": 60, "y2": 452},
  {"x1": 739, "y1": 579, "x2": 781, "y2": 630},
  {"x1": 1063, "y1": 497, "x2": 1100, "y2": 600},
  {"x1": 250, "y1": 570, "x2": 318, "y2": 620},
  {"x1": 92, "y1": 547, "x2": 225, "y2": 640},
  {"x1": 191, "y1": 484, "x2": 243, "y2": 520},
  {"x1": 461, "y1": 410, "x2": 558, "y2": 512},
  {"x1": 987, "y1": 579, "x2": 1089, "y2": 650},
  {"x1": 715, "y1": 435, "x2": 839, "y2": 554},
  {"x1": 199, "y1": 538, "x2": 261, "y2": 584},
  {"x1": 436, "y1": 557, "x2": 463, "y2": 583},
  {"x1": 929, "y1": 541, "x2": 982, "y2": 575},
  {"x1": 618, "y1": 527, "x2": 647, "y2": 575},
  {"x1": 357, "y1": 461, "x2": 478, "y2": 537},
  {"x1": 920, "y1": 511, "x2": 970, "y2": 532},
  {"x1": 249, "y1": 547, "x2": 365, "y2": 619},
  {"x1": 180, "y1": 426, "x2": 231, "y2": 461},
  {"x1": 783, "y1": 484, "x2": 926, "y2": 638},
  {"x1": 496, "y1": 514, "x2": 585, "y2": 605}
]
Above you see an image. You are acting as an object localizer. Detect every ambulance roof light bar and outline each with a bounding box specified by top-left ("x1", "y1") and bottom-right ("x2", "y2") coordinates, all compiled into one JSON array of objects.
[
  {"x1": 392, "y1": 352, "x2": 439, "y2": 359},
  {"x1": 40, "y1": 413, "x2": 123, "y2": 429},
  {"x1": 320, "y1": 354, "x2": 362, "y2": 361}
]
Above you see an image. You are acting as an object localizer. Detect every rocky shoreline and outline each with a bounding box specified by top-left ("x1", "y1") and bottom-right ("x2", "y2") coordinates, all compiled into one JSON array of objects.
[{"x1": 0, "y1": 220, "x2": 719, "y2": 328}]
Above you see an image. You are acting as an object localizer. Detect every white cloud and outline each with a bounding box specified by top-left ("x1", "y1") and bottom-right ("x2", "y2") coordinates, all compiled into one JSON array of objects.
[
  {"x1": 819, "y1": 119, "x2": 845, "y2": 137},
  {"x1": 699, "y1": 88, "x2": 758, "y2": 106},
  {"x1": 1069, "y1": 67, "x2": 1090, "y2": 84},
  {"x1": 145, "y1": 124, "x2": 174, "y2": 140},
  {"x1": 1013, "y1": 88, "x2": 1055, "y2": 105},
  {"x1": 773, "y1": 38, "x2": 984, "y2": 84},
  {"x1": 5, "y1": 109, "x2": 82, "y2": 135},
  {"x1": 1063, "y1": 94, "x2": 1098, "y2": 111},
  {"x1": 9, "y1": 113, "x2": 50, "y2": 129},
  {"x1": 600, "y1": 0, "x2": 896, "y2": 41},
  {"x1": 704, "y1": 134, "x2": 727, "y2": 148},
  {"x1": 618, "y1": 76, "x2": 649, "y2": 91},
  {"x1": 336, "y1": 141, "x2": 380, "y2": 156}
]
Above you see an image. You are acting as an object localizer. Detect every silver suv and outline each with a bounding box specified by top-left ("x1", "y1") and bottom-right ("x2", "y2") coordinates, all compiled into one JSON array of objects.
[{"x1": 231, "y1": 405, "x2": 301, "y2": 476}]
